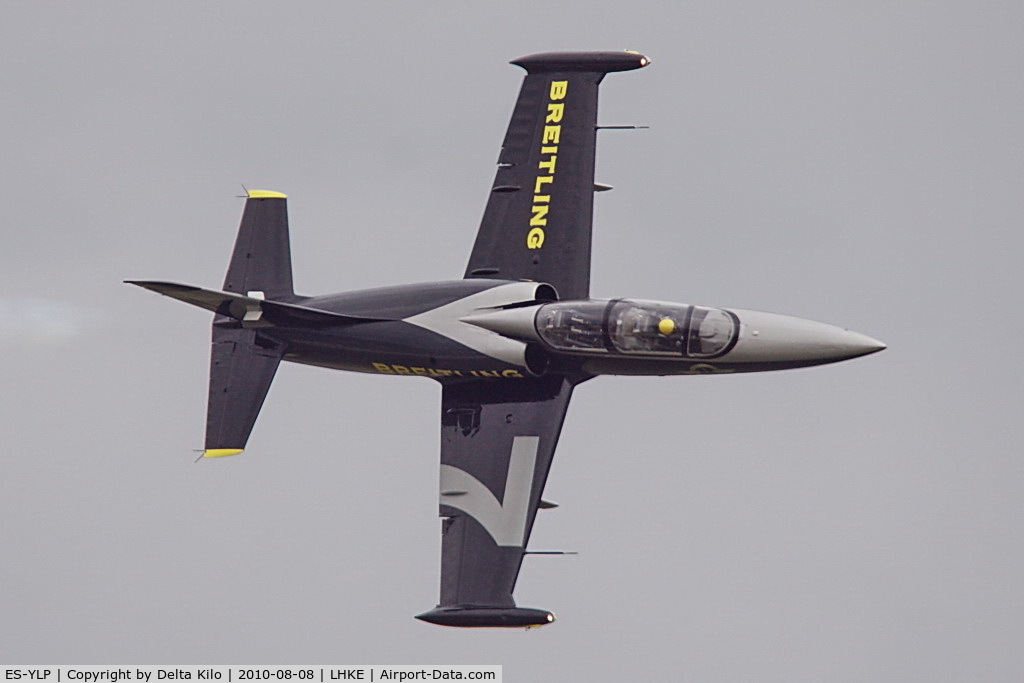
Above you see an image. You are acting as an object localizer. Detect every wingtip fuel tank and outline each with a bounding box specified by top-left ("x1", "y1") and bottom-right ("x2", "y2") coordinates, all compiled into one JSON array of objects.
[{"x1": 415, "y1": 606, "x2": 556, "y2": 628}]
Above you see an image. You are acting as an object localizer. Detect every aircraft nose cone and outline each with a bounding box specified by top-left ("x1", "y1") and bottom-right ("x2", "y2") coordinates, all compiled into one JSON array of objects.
[
  {"x1": 725, "y1": 309, "x2": 886, "y2": 366},
  {"x1": 841, "y1": 330, "x2": 887, "y2": 357}
]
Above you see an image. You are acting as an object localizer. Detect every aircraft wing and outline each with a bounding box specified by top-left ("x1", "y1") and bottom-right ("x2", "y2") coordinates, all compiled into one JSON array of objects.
[
  {"x1": 416, "y1": 375, "x2": 576, "y2": 627},
  {"x1": 464, "y1": 51, "x2": 649, "y2": 300}
]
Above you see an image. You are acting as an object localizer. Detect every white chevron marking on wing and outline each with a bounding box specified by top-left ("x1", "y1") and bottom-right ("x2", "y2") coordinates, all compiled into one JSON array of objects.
[{"x1": 439, "y1": 435, "x2": 539, "y2": 547}]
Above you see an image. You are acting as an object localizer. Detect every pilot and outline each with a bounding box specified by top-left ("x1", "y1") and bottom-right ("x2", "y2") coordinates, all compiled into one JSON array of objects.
[{"x1": 613, "y1": 306, "x2": 649, "y2": 350}]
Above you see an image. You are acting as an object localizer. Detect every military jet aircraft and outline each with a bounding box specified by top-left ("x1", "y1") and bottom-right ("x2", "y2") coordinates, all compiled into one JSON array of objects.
[{"x1": 128, "y1": 51, "x2": 884, "y2": 628}]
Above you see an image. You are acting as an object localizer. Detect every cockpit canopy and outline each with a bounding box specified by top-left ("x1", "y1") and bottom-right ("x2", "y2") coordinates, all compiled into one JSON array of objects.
[{"x1": 535, "y1": 299, "x2": 739, "y2": 358}]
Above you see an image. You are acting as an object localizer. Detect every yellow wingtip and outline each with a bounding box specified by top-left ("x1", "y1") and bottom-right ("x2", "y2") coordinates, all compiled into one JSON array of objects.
[
  {"x1": 246, "y1": 189, "x2": 287, "y2": 199},
  {"x1": 203, "y1": 448, "x2": 244, "y2": 458}
]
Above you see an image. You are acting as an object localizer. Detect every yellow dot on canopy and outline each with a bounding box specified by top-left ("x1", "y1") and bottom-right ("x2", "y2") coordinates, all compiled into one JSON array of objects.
[{"x1": 658, "y1": 317, "x2": 675, "y2": 335}]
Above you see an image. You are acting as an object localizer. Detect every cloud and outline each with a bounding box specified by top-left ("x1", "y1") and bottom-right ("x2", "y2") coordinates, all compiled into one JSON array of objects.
[{"x1": 0, "y1": 298, "x2": 95, "y2": 346}]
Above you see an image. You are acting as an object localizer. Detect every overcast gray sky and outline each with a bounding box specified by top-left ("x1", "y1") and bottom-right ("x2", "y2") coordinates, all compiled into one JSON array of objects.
[{"x1": 3, "y1": 1, "x2": 1022, "y2": 680}]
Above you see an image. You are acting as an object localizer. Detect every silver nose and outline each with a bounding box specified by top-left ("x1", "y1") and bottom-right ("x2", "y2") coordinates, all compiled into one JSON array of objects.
[
  {"x1": 725, "y1": 309, "x2": 886, "y2": 365},
  {"x1": 839, "y1": 330, "x2": 888, "y2": 357}
]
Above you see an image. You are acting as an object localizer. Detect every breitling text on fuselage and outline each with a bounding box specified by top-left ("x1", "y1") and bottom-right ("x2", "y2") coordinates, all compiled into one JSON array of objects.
[{"x1": 372, "y1": 363, "x2": 523, "y2": 378}]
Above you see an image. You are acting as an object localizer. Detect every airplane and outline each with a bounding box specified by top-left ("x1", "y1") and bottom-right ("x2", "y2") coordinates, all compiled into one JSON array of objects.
[{"x1": 128, "y1": 51, "x2": 885, "y2": 628}]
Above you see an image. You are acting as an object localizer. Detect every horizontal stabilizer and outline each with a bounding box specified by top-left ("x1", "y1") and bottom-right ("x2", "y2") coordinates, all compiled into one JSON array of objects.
[
  {"x1": 125, "y1": 281, "x2": 383, "y2": 328},
  {"x1": 225, "y1": 191, "x2": 294, "y2": 299},
  {"x1": 204, "y1": 326, "x2": 281, "y2": 455}
]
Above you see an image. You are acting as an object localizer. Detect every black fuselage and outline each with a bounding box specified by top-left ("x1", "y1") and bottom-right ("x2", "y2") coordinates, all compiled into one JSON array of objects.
[{"x1": 255, "y1": 279, "x2": 884, "y2": 380}]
